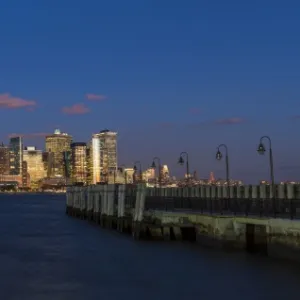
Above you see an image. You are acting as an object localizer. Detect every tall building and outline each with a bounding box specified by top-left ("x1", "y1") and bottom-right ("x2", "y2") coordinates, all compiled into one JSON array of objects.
[
  {"x1": 86, "y1": 145, "x2": 93, "y2": 185},
  {"x1": 45, "y1": 129, "x2": 72, "y2": 177},
  {"x1": 91, "y1": 130, "x2": 117, "y2": 184},
  {"x1": 63, "y1": 151, "x2": 72, "y2": 180},
  {"x1": 113, "y1": 167, "x2": 134, "y2": 184},
  {"x1": 71, "y1": 142, "x2": 87, "y2": 184},
  {"x1": 124, "y1": 168, "x2": 134, "y2": 184},
  {"x1": 209, "y1": 171, "x2": 215, "y2": 183},
  {"x1": 42, "y1": 152, "x2": 51, "y2": 178},
  {"x1": 161, "y1": 165, "x2": 169, "y2": 180},
  {"x1": 22, "y1": 161, "x2": 30, "y2": 188},
  {"x1": 9, "y1": 136, "x2": 23, "y2": 176},
  {"x1": 142, "y1": 168, "x2": 155, "y2": 181},
  {"x1": 0, "y1": 142, "x2": 10, "y2": 175},
  {"x1": 23, "y1": 146, "x2": 45, "y2": 187}
]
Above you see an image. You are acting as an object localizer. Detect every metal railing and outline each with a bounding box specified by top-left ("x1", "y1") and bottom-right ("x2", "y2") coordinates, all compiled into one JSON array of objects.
[{"x1": 144, "y1": 196, "x2": 300, "y2": 220}]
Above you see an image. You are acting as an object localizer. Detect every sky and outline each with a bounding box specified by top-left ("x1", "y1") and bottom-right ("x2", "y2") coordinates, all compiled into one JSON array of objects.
[{"x1": 1, "y1": 0, "x2": 300, "y2": 183}]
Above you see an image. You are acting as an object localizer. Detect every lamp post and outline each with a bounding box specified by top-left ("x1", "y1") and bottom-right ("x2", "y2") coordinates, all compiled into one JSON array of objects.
[
  {"x1": 216, "y1": 144, "x2": 230, "y2": 198},
  {"x1": 257, "y1": 136, "x2": 275, "y2": 200},
  {"x1": 178, "y1": 152, "x2": 190, "y2": 185},
  {"x1": 151, "y1": 157, "x2": 161, "y2": 187},
  {"x1": 133, "y1": 161, "x2": 142, "y2": 183}
]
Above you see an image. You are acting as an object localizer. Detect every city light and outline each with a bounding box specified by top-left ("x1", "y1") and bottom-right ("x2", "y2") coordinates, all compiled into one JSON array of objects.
[{"x1": 0, "y1": 128, "x2": 288, "y2": 191}]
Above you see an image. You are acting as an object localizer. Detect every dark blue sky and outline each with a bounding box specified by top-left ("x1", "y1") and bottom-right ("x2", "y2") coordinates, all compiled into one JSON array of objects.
[{"x1": 1, "y1": 0, "x2": 300, "y2": 183}]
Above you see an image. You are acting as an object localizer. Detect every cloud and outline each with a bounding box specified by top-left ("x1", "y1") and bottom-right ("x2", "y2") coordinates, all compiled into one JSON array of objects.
[
  {"x1": 62, "y1": 103, "x2": 90, "y2": 115},
  {"x1": 85, "y1": 93, "x2": 107, "y2": 101},
  {"x1": 189, "y1": 107, "x2": 201, "y2": 115},
  {"x1": 8, "y1": 132, "x2": 50, "y2": 139},
  {"x1": 215, "y1": 117, "x2": 244, "y2": 125},
  {"x1": 0, "y1": 93, "x2": 36, "y2": 109}
]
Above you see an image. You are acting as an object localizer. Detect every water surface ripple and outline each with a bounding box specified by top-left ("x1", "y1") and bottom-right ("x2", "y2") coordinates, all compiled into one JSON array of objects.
[{"x1": 0, "y1": 194, "x2": 299, "y2": 300}]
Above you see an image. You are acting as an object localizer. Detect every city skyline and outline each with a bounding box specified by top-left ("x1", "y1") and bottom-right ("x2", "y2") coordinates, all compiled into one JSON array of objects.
[
  {"x1": 0, "y1": 129, "x2": 121, "y2": 188},
  {"x1": 1, "y1": 1, "x2": 300, "y2": 183},
  {"x1": 0, "y1": 128, "x2": 298, "y2": 185}
]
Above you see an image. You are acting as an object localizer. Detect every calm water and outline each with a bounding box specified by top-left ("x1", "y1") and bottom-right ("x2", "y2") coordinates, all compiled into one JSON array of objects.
[{"x1": 0, "y1": 194, "x2": 300, "y2": 300}]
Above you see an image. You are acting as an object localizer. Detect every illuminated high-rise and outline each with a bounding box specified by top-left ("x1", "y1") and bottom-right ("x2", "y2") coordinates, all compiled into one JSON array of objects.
[
  {"x1": 71, "y1": 142, "x2": 87, "y2": 184},
  {"x1": 45, "y1": 129, "x2": 72, "y2": 177},
  {"x1": 63, "y1": 151, "x2": 72, "y2": 180},
  {"x1": 86, "y1": 145, "x2": 93, "y2": 185},
  {"x1": 42, "y1": 152, "x2": 51, "y2": 178},
  {"x1": 91, "y1": 129, "x2": 117, "y2": 184},
  {"x1": 0, "y1": 142, "x2": 10, "y2": 175},
  {"x1": 22, "y1": 161, "x2": 30, "y2": 188},
  {"x1": 23, "y1": 146, "x2": 45, "y2": 187},
  {"x1": 161, "y1": 165, "x2": 169, "y2": 179},
  {"x1": 142, "y1": 168, "x2": 155, "y2": 181},
  {"x1": 9, "y1": 136, "x2": 23, "y2": 176}
]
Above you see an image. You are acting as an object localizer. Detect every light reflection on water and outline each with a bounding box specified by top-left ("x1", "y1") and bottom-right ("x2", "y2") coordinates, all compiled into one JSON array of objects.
[{"x1": 0, "y1": 194, "x2": 300, "y2": 300}]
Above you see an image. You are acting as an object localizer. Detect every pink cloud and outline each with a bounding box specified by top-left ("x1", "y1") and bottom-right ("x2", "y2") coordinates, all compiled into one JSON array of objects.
[
  {"x1": 189, "y1": 107, "x2": 201, "y2": 115},
  {"x1": 62, "y1": 103, "x2": 90, "y2": 115},
  {"x1": 85, "y1": 93, "x2": 107, "y2": 101},
  {"x1": 0, "y1": 93, "x2": 36, "y2": 109},
  {"x1": 216, "y1": 117, "x2": 244, "y2": 125}
]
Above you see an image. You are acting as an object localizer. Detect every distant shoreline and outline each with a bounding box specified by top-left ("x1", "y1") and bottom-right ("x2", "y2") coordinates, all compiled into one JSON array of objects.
[{"x1": 0, "y1": 191, "x2": 66, "y2": 194}]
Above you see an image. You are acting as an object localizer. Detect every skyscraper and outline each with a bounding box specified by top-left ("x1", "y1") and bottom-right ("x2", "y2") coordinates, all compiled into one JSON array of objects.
[
  {"x1": 23, "y1": 146, "x2": 45, "y2": 187},
  {"x1": 9, "y1": 136, "x2": 23, "y2": 176},
  {"x1": 161, "y1": 165, "x2": 169, "y2": 180},
  {"x1": 63, "y1": 151, "x2": 72, "y2": 181},
  {"x1": 42, "y1": 151, "x2": 51, "y2": 178},
  {"x1": 91, "y1": 129, "x2": 117, "y2": 184},
  {"x1": 71, "y1": 142, "x2": 87, "y2": 184},
  {"x1": 142, "y1": 168, "x2": 155, "y2": 181},
  {"x1": 86, "y1": 145, "x2": 93, "y2": 185},
  {"x1": 0, "y1": 142, "x2": 10, "y2": 175},
  {"x1": 45, "y1": 129, "x2": 72, "y2": 177},
  {"x1": 22, "y1": 161, "x2": 30, "y2": 188}
]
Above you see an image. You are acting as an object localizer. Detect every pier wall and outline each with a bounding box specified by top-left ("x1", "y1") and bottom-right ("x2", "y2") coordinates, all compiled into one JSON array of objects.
[
  {"x1": 145, "y1": 210, "x2": 300, "y2": 262},
  {"x1": 66, "y1": 183, "x2": 300, "y2": 263}
]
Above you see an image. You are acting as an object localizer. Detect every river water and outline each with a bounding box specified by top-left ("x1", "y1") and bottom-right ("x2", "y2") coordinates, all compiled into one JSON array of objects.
[{"x1": 0, "y1": 194, "x2": 300, "y2": 300}]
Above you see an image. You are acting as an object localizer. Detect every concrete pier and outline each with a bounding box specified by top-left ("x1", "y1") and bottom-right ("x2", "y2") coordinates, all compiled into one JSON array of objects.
[
  {"x1": 66, "y1": 183, "x2": 300, "y2": 263},
  {"x1": 117, "y1": 184, "x2": 126, "y2": 232}
]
